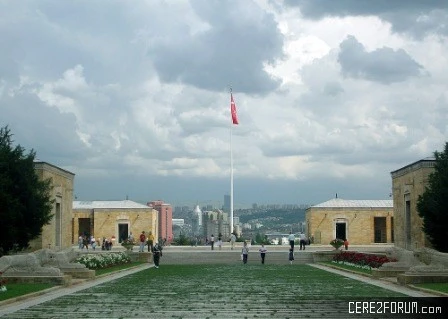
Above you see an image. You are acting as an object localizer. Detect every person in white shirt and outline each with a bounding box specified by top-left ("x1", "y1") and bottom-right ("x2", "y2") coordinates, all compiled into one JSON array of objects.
[
  {"x1": 259, "y1": 244, "x2": 267, "y2": 264},
  {"x1": 288, "y1": 232, "x2": 295, "y2": 251},
  {"x1": 230, "y1": 233, "x2": 236, "y2": 250},
  {"x1": 241, "y1": 241, "x2": 249, "y2": 264}
]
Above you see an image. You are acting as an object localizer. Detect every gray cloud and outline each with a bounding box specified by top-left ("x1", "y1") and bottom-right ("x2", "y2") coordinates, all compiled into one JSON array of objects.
[
  {"x1": 285, "y1": 0, "x2": 448, "y2": 37},
  {"x1": 338, "y1": 35, "x2": 423, "y2": 84},
  {"x1": 147, "y1": 0, "x2": 284, "y2": 94}
]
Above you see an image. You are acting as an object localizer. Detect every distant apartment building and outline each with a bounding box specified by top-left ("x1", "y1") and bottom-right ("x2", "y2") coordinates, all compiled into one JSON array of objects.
[
  {"x1": 202, "y1": 209, "x2": 231, "y2": 240},
  {"x1": 147, "y1": 200, "x2": 173, "y2": 243},
  {"x1": 172, "y1": 219, "x2": 185, "y2": 227},
  {"x1": 223, "y1": 194, "x2": 231, "y2": 212}
]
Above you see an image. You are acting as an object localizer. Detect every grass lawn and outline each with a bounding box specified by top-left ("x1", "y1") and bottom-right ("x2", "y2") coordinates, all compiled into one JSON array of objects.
[
  {"x1": 4, "y1": 264, "x2": 406, "y2": 318},
  {"x1": 414, "y1": 282, "x2": 448, "y2": 294},
  {"x1": 0, "y1": 283, "x2": 54, "y2": 301},
  {"x1": 95, "y1": 261, "x2": 145, "y2": 276},
  {"x1": 322, "y1": 261, "x2": 372, "y2": 275}
]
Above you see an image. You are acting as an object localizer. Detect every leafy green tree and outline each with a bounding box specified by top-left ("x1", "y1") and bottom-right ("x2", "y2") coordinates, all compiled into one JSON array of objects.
[
  {"x1": 0, "y1": 126, "x2": 54, "y2": 256},
  {"x1": 417, "y1": 142, "x2": 448, "y2": 253}
]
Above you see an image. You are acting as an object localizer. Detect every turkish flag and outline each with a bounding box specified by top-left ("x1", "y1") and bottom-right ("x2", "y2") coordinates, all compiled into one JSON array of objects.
[{"x1": 230, "y1": 93, "x2": 239, "y2": 125}]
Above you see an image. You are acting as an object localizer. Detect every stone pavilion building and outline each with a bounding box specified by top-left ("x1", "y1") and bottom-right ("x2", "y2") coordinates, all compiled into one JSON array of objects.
[
  {"x1": 72, "y1": 200, "x2": 158, "y2": 244},
  {"x1": 29, "y1": 161, "x2": 75, "y2": 251},
  {"x1": 306, "y1": 198, "x2": 394, "y2": 245},
  {"x1": 391, "y1": 158, "x2": 435, "y2": 250}
]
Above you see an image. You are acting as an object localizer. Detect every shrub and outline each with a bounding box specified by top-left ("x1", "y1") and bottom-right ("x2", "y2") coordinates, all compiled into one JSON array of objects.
[{"x1": 74, "y1": 252, "x2": 131, "y2": 270}]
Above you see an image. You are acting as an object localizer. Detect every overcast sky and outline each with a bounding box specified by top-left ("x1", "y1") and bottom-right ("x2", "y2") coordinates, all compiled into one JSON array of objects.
[{"x1": 1, "y1": 0, "x2": 447, "y2": 208}]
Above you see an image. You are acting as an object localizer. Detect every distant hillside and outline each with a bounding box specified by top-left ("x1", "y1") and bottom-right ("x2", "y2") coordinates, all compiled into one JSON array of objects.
[{"x1": 236, "y1": 208, "x2": 306, "y2": 232}]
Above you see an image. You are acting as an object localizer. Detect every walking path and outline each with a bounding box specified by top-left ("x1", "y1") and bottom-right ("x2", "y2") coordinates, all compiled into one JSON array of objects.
[{"x1": 0, "y1": 245, "x2": 444, "y2": 318}]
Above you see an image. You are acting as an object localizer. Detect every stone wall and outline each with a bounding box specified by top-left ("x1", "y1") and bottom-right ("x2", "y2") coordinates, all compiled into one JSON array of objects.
[
  {"x1": 391, "y1": 159, "x2": 435, "y2": 250},
  {"x1": 306, "y1": 208, "x2": 393, "y2": 245},
  {"x1": 29, "y1": 162, "x2": 75, "y2": 250}
]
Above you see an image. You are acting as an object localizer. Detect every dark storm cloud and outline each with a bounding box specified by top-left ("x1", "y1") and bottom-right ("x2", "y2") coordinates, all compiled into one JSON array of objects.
[
  {"x1": 338, "y1": 36, "x2": 423, "y2": 84},
  {"x1": 147, "y1": 0, "x2": 284, "y2": 94},
  {"x1": 285, "y1": 0, "x2": 448, "y2": 37}
]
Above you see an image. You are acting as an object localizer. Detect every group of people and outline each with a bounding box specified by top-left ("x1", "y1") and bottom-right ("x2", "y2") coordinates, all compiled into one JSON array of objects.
[
  {"x1": 240, "y1": 232, "x2": 311, "y2": 265},
  {"x1": 78, "y1": 235, "x2": 114, "y2": 251},
  {"x1": 137, "y1": 231, "x2": 163, "y2": 268}
]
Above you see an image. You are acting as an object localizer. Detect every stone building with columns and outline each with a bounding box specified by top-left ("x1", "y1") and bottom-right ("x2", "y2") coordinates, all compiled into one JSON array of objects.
[
  {"x1": 306, "y1": 198, "x2": 394, "y2": 245},
  {"x1": 72, "y1": 200, "x2": 158, "y2": 245},
  {"x1": 391, "y1": 158, "x2": 435, "y2": 250},
  {"x1": 29, "y1": 161, "x2": 75, "y2": 250}
]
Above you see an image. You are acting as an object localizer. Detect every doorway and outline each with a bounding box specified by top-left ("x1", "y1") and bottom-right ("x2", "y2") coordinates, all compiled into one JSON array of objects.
[
  {"x1": 335, "y1": 222, "x2": 346, "y2": 240},
  {"x1": 55, "y1": 202, "x2": 61, "y2": 247},
  {"x1": 118, "y1": 223, "x2": 129, "y2": 243},
  {"x1": 78, "y1": 218, "x2": 91, "y2": 237},
  {"x1": 405, "y1": 195, "x2": 411, "y2": 249},
  {"x1": 374, "y1": 217, "x2": 387, "y2": 243}
]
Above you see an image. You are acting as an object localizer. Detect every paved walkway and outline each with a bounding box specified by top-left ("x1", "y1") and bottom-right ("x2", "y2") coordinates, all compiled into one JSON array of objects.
[{"x1": 0, "y1": 245, "x2": 444, "y2": 318}]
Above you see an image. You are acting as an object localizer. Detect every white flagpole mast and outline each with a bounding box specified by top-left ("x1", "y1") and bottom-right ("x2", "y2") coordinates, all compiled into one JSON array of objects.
[{"x1": 230, "y1": 87, "x2": 234, "y2": 235}]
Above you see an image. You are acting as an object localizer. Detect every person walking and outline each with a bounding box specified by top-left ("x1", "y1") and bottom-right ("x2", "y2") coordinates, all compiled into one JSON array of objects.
[
  {"x1": 241, "y1": 241, "x2": 249, "y2": 264},
  {"x1": 152, "y1": 242, "x2": 163, "y2": 269},
  {"x1": 210, "y1": 234, "x2": 215, "y2": 250},
  {"x1": 91, "y1": 236, "x2": 97, "y2": 250},
  {"x1": 299, "y1": 233, "x2": 307, "y2": 250},
  {"x1": 217, "y1": 233, "x2": 223, "y2": 250},
  {"x1": 344, "y1": 238, "x2": 349, "y2": 251},
  {"x1": 230, "y1": 233, "x2": 236, "y2": 250},
  {"x1": 147, "y1": 231, "x2": 155, "y2": 252},
  {"x1": 289, "y1": 248, "x2": 294, "y2": 265},
  {"x1": 288, "y1": 232, "x2": 295, "y2": 250},
  {"x1": 78, "y1": 235, "x2": 83, "y2": 249},
  {"x1": 139, "y1": 231, "x2": 146, "y2": 252},
  {"x1": 259, "y1": 244, "x2": 267, "y2": 264}
]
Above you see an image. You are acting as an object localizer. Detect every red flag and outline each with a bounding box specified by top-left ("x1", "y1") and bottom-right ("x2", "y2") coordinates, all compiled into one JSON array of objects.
[{"x1": 230, "y1": 93, "x2": 239, "y2": 125}]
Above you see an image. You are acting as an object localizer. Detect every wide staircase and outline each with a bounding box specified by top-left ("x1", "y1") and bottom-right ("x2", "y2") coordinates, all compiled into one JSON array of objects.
[{"x1": 161, "y1": 247, "x2": 314, "y2": 265}]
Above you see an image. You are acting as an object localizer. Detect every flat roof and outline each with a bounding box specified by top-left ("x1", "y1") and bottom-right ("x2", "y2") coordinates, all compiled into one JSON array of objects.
[
  {"x1": 73, "y1": 200, "x2": 151, "y2": 210},
  {"x1": 390, "y1": 157, "x2": 435, "y2": 177},
  {"x1": 34, "y1": 160, "x2": 75, "y2": 176},
  {"x1": 311, "y1": 198, "x2": 393, "y2": 208}
]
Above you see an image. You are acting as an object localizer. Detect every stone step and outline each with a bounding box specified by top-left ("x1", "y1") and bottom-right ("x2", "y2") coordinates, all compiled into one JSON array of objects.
[{"x1": 161, "y1": 251, "x2": 314, "y2": 265}]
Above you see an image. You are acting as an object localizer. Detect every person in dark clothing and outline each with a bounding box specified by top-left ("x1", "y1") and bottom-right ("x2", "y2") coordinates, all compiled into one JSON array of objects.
[{"x1": 152, "y1": 243, "x2": 163, "y2": 268}]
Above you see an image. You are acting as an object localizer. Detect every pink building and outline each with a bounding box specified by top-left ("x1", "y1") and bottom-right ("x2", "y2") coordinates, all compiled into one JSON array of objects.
[{"x1": 147, "y1": 200, "x2": 173, "y2": 244}]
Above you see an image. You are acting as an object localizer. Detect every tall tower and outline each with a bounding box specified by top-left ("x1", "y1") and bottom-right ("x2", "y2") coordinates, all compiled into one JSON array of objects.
[
  {"x1": 194, "y1": 205, "x2": 202, "y2": 226},
  {"x1": 147, "y1": 200, "x2": 173, "y2": 244}
]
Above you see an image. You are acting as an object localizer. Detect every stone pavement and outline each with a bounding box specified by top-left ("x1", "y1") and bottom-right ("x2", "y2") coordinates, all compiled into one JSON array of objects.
[{"x1": 0, "y1": 245, "x2": 444, "y2": 318}]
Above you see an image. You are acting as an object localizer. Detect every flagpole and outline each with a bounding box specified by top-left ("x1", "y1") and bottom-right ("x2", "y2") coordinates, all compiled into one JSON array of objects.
[{"x1": 230, "y1": 87, "x2": 234, "y2": 236}]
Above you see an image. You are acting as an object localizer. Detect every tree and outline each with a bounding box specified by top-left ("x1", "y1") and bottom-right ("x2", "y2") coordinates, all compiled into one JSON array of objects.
[
  {"x1": 417, "y1": 142, "x2": 448, "y2": 253},
  {"x1": 0, "y1": 126, "x2": 54, "y2": 256}
]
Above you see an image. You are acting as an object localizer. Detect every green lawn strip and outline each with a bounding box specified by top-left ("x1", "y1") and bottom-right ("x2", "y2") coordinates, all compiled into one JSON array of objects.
[
  {"x1": 0, "y1": 283, "x2": 54, "y2": 301},
  {"x1": 94, "y1": 261, "x2": 146, "y2": 276},
  {"x1": 413, "y1": 282, "x2": 448, "y2": 294},
  {"x1": 321, "y1": 261, "x2": 372, "y2": 276}
]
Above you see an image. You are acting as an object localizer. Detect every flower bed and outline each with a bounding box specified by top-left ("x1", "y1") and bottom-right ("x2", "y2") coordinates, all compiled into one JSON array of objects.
[
  {"x1": 74, "y1": 252, "x2": 131, "y2": 270},
  {"x1": 332, "y1": 251, "x2": 396, "y2": 269}
]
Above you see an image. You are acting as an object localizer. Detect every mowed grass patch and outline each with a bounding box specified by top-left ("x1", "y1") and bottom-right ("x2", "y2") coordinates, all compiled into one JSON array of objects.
[
  {"x1": 413, "y1": 282, "x2": 448, "y2": 294},
  {"x1": 0, "y1": 283, "x2": 54, "y2": 301},
  {"x1": 321, "y1": 261, "x2": 372, "y2": 276},
  {"x1": 95, "y1": 261, "x2": 145, "y2": 276},
  {"x1": 2, "y1": 264, "x2": 406, "y2": 319}
]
